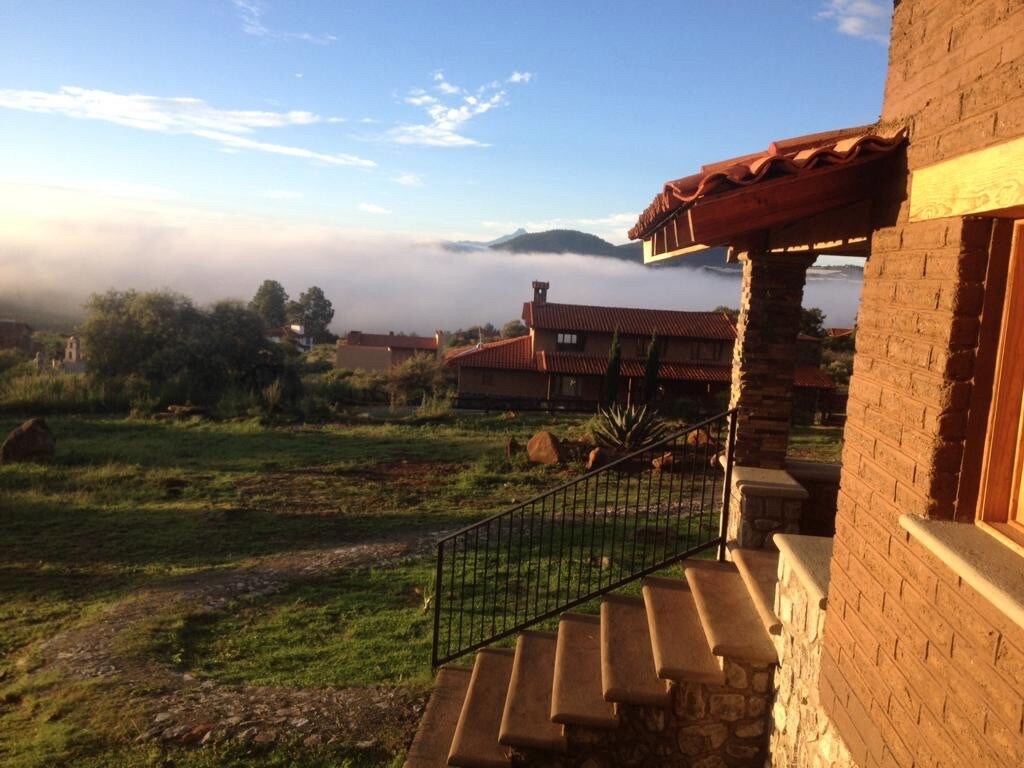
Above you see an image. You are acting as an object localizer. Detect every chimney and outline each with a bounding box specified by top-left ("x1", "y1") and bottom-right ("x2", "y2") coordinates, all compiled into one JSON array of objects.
[{"x1": 532, "y1": 280, "x2": 549, "y2": 305}]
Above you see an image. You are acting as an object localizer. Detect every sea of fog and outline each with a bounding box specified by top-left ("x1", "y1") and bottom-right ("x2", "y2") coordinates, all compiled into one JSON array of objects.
[{"x1": 4, "y1": 228, "x2": 863, "y2": 332}]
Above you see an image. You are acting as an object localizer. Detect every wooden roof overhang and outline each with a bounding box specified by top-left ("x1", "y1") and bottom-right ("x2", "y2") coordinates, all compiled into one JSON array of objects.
[{"x1": 630, "y1": 127, "x2": 907, "y2": 264}]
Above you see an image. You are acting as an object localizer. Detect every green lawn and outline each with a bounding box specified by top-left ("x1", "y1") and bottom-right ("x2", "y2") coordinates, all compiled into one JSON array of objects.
[{"x1": 0, "y1": 411, "x2": 842, "y2": 767}]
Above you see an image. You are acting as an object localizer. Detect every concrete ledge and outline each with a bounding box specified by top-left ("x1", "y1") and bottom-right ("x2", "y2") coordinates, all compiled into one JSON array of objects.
[
  {"x1": 731, "y1": 466, "x2": 809, "y2": 500},
  {"x1": 784, "y1": 459, "x2": 842, "y2": 484},
  {"x1": 773, "y1": 534, "x2": 833, "y2": 609},
  {"x1": 900, "y1": 515, "x2": 1024, "y2": 632}
]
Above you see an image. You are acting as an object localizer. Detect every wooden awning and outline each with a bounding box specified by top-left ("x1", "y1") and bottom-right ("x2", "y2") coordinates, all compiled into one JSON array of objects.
[{"x1": 630, "y1": 127, "x2": 906, "y2": 263}]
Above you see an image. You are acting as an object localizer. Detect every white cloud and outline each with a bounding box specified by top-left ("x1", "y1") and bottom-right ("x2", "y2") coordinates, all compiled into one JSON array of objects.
[
  {"x1": 0, "y1": 85, "x2": 375, "y2": 168},
  {"x1": 817, "y1": 0, "x2": 890, "y2": 44},
  {"x1": 358, "y1": 202, "x2": 391, "y2": 214},
  {"x1": 294, "y1": 72, "x2": 304, "y2": 79},
  {"x1": 381, "y1": 76, "x2": 514, "y2": 148},
  {"x1": 393, "y1": 173, "x2": 423, "y2": 187},
  {"x1": 507, "y1": 71, "x2": 533, "y2": 84},
  {"x1": 262, "y1": 189, "x2": 303, "y2": 199},
  {"x1": 231, "y1": 0, "x2": 336, "y2": 44}
]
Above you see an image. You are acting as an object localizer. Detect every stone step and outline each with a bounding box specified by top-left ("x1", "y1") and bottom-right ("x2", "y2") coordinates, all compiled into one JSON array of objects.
[
  {"x1": 499, "y1": 631, "x2": 567, "y2": 753},
  {"x1": 448, "y1": 649, "x2": 514, "y2": 768},
  {"x1": 404, "y1": 665, "x2": 473, "y2": 768},
  {"x1": 684, "y1": 562, "x2": 778, "y2": 665},
  {"x1": 641, "y1": 576, "x2": 725, "y2": 685},
  {"x1": 600, "y1": 595, "x2": 672, "y2": 707},
  {"x1": 730, "y1": 547, "x2": 782, "y2": 635},
  {"x1": 551, "y1": 614, "x2": 618, "y2": 729}
]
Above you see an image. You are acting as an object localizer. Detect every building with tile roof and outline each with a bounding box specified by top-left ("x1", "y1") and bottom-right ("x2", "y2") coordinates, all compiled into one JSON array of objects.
[
  {"x1": 335, "y1": 329, "x2": 443, "y2": 371},
  {"x1": 446, "y1": 281, "x2": 833, "y2": 411}
]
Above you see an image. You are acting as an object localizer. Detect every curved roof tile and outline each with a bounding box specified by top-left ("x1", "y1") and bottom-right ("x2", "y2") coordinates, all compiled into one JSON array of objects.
[{"x1": 628, "y1": 126, "x2": 906, "y2": 241}]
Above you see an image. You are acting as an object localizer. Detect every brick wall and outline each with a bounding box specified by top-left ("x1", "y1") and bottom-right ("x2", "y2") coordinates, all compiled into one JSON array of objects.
[{"x1": 822, "y1": 1, "x2": 1024, "y2": 766}]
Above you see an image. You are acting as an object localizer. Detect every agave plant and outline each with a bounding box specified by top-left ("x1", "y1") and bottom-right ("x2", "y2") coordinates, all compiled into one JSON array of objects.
[{"x1": 591, "y1": 403, "x2": 670, "y2": 452}]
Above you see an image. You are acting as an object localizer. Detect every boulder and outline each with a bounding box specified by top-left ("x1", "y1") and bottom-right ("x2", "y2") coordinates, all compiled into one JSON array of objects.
[
  {"x1": 165, "y1": 404, "x2": 208, "y2": 418},
  {"x1": 527, "y1": 431, "x2": 565, "y2": 465},
  {"x1": 652, "y1": 451, "x2": 677, "y2": 472},
  {"x1": 686, "y1": 428, "x2": 720, "y2": 451},
  {"x1": 587, "y1": 447, "x2": 608, "y2": 471},
  {"x1": 0, "y1": 417, "x2": 56, "y2": 464}
]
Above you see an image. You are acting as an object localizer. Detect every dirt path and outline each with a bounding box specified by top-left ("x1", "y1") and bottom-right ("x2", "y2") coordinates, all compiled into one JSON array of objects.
[{"x1": 34, "y1": 532, "x2": 444, "y2": 754}]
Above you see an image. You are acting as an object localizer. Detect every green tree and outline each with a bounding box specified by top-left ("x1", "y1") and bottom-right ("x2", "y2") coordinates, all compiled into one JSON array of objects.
[
  {"x1": 642, "y1": 332, "x2": 660, "y2": 403},
  {"x1": 501, "y1": 319, "x2": 528, "y2": 338},
  {"x1": 604, "y1": 328, "x2": 621, "y2": 404},
  {"x1": 801, "y1": 307, "x2": 828, "y2": 337},
  {"x1": 249, "y1": 280, "x2": 289, "y2": 328},
  {"x1": 82, "y1": 289, "x2": 270, "y2": 405},
  {"x1": 287, "y1": 286, "x2": 335, "y2": 342}
]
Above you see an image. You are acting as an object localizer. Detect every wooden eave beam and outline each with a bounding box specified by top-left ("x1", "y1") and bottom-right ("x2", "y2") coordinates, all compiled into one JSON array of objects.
[{"x1": 642, "y1": 157, "x2": 885, "y2": 264}]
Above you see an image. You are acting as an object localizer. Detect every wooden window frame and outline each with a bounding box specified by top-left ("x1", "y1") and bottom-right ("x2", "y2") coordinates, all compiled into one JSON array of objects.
[
  {"x1": 977, "y1": 220, "x2": 1024, "y2": 545},
  {"x1": 555, "y1": 332, "x2": 584, "y2": 352}
]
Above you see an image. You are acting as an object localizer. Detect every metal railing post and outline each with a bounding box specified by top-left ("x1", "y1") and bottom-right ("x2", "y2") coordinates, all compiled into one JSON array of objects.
[
  {"x1": 431, "y1": 541, "x2": 444, "y2": 669},
  {"x1": 717, "y1": 408, "x2": 739, "y2": 562}
]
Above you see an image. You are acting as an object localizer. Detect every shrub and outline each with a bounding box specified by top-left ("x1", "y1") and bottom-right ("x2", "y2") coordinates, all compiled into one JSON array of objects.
[
  {"x1": 0, "y1": 373, "x2": 126, "y2": 414},
  {"x1": 385, "y1": 356, "x2": 449, "y2": 407},
  {"x1": 590, "y1": 403, "x2": 670, "y2": 452}
]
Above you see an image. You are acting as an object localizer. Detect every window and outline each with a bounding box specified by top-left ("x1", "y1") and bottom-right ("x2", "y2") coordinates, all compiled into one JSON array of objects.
[
  {"x1": 557, "y1": 376, "x2": 581, "y2": 398},
  {"x1": 635, "y1": 336, "x2": 669, "y2": 357},
  {"x1": 556, "y1": 332, "x2": 584, "y2": 352},
  {"x1": 691, "y1": 341, "x2": 723, "y2": 360},
  {"x1": 978, "y1": 221, "x2": 1024, "y2": 543}
]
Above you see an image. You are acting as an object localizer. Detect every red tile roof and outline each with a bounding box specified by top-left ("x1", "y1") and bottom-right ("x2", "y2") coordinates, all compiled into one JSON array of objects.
[
  {"x1": 522, "y1": 302, "x2": 737, "y2": 340},
  {"x1": 827, "y1": 327, "x2": 855, "y2": 338},
  {"x1": 445, "y1": 335, "x2": 537, "y2": 370},
  {"x1": 629, "y1": 126, "x2": 906, "y2": 241},
  {"x1": 794, "y1": 367, "x2": 836, "y2": 389},
  {"x1": 345, "y1": 331, "x2": 437, "y2": 350},
  {"x1": 540, "y1": 353, "x2": 733, "y2": 383}
]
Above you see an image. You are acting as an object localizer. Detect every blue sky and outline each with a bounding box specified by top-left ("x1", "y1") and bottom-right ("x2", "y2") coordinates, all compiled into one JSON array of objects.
[{"x1": 0, "y1": 0, "x2": 891, "y2": 243}]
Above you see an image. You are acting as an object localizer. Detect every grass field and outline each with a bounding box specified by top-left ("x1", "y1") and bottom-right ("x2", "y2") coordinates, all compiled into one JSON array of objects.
[{"x1": 0, "y1": 411, "x2": 841, "y2": 767}]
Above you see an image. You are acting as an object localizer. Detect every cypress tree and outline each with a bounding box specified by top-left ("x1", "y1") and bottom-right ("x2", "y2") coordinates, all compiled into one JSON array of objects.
[
  {"x1": 643, "y1": 332, "x2": 660, "y2": 403},
  {"x1": 604, "y1": 328, "x2": 621, "y2": 404}
]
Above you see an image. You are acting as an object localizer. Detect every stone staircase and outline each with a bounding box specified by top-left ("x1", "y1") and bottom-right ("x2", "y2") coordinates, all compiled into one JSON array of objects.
[{"x1": 405, "y1": 546, "x2": 782, "y2": 768}]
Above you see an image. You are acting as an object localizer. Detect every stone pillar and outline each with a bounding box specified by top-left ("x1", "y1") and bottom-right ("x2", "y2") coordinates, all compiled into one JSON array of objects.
[
  {"x1": 726, "y1": 466, "x2": 808, "y2": 550},
  {"x1": 730, "y1": 251, "x2": 816, "y2": 469}
]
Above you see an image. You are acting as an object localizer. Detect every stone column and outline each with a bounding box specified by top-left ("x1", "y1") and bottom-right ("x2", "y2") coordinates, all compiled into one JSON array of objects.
[{"x1": 729, "y1": 251, "x2": 816, "y2": 470}]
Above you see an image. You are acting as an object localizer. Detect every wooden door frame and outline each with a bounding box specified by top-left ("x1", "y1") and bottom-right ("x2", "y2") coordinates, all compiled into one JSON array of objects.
[{"x1": 977, "y1": 220, "x2": 1024, "y2": 529}]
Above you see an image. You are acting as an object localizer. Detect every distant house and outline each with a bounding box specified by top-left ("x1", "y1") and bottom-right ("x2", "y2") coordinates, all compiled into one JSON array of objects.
[
  {"x1": 445, "y1": 281, "x2": 834, "y2": 410},
  {"x1": 63, "y1": 335, "x2": 86, "y2": 373},
  {"x1": 266, "y1": 324, "x2": 314, "y2": 354},
  {"x1": 0, "y1": 320, "x2": 33, "y2": 353},
  {"x1": 335, "y1": 330, "x2": 443, "y2": 371}
]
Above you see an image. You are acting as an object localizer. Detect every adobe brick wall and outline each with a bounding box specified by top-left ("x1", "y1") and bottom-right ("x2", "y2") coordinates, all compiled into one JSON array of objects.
[{"x1": 821, "y1": 1, "x2": 1024, "y2": 767}]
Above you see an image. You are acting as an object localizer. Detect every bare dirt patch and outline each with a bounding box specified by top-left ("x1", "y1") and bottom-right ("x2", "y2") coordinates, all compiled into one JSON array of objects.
[{"x1": 30, "y1": 533, "x2": 443, "y2": 753}]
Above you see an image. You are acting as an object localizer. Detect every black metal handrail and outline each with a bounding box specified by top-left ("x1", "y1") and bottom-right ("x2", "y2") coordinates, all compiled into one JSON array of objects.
[{"x1": 432, "y1": 408, "x2": 738, "y2": 667}]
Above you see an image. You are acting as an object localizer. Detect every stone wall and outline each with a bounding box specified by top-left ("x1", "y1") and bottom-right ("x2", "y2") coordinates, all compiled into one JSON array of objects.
[
  {"x1": 771, "y1": 541, "x2": 853, "y2": 768},
  {"x1": 820, "y1": 2, "x2": 1024, "y2": 766},
  {"x1": 726, "y1": 467, "x2": 808, "y2": 551},
  {"x1": 512, "y1": 659, "x2": 775, "y2": 768}
]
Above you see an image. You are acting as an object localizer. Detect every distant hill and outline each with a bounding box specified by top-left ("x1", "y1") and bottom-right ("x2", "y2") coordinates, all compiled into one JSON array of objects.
[
  {"x1": 490, "y1": 229, "x2": 735, "y2": 270},
  {"x1": 444, "y1": 228, "x2": 529, "y2": 251}
]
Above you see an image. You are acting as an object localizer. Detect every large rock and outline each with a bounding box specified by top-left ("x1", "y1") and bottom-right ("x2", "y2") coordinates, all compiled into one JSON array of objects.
[
  {"x1": 1, "y1": 417, "x2": 56, "y2": 464},
  {"x1": 587, "y1": 446, "x2": 609, "y2": 471},
  {"x1": 527, "y1": 431, "x2": 565, "y2": 465}
]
